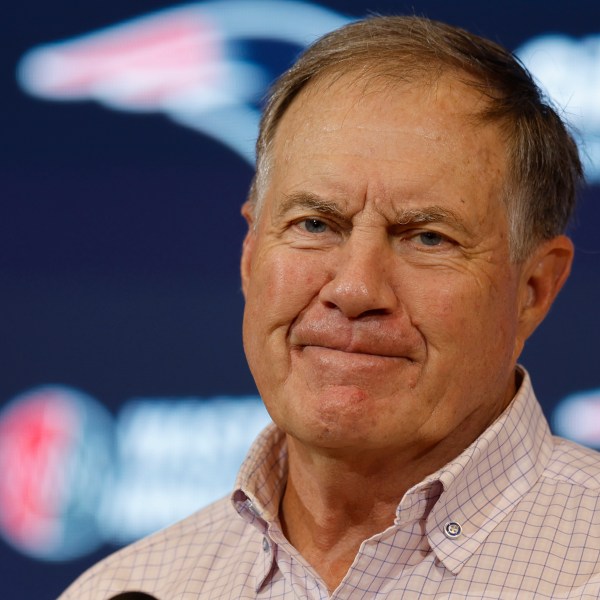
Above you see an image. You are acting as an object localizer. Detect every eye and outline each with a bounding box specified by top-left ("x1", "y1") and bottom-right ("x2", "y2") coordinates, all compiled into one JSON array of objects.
[
  {"x1": 416, "y1": 231, "x2": 445, "y2": 246},
  {"x1": 301, "y1": 218, "x2": 328, "y2": 234}
]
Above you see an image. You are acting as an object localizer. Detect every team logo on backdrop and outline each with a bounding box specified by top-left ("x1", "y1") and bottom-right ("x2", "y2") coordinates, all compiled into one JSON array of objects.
[
  {"x1": 16, "y1": 0, "x2": 351, "y2": 164},
  {"x1": 0, "y1": 386, "x2": 113, "y2": 560},
  {"x1": 0, "y1": 386, "x2": 269, "y2": 561},
  {"x1": 16, "y1": 2, "x2": 600, "y2": 180}
]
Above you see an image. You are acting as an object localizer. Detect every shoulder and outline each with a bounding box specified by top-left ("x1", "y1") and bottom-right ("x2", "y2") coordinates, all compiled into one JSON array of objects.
[
  {"x1": 102, "y1": 494, "x2": 244, "y2": 561},
  {"x1": 543, "y1": 436, "x2": 600, "y2": 489},
  {"x1": 524, "y1": 436, "x2": 600, "y2": 523},
  {"x1": 58, "y1": 496, "x2": 256, "y2": 600}
]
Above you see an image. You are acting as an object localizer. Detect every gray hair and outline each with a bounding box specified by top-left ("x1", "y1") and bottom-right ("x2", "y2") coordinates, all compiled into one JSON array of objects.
[{"x1": 248, "y1": 15, "x2": 583, "y2": 261}]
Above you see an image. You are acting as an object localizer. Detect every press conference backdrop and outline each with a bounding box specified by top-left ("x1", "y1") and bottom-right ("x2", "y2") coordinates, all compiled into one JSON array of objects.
[{"x1": 2, "y1": 0, "x2": 600, "y2": 597}]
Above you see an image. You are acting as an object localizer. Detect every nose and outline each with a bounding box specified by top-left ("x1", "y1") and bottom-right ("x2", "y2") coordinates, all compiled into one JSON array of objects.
[{"x1": 318, "y1": 234, "x2": 398, "y2": 318}]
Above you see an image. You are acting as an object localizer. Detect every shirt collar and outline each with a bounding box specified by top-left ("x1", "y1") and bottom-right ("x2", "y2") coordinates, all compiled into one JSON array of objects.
[
  {"x1": 232, "y1": 422, "x2": 288, "y2": 521},
  {"x1": 423, "y1": 368, "x2": 553, "y2": 573},
  {"x1": 230, "y1": 423, "x2": 287, "y2": 591},
  {"x1": 230, "y1": 367, "x2": 553, "y2": 580}
]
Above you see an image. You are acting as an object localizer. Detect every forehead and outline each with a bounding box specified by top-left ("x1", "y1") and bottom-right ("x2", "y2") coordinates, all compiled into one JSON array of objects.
[{"x1": 266, "y1": 71, "x2": 508, "y2": 217}]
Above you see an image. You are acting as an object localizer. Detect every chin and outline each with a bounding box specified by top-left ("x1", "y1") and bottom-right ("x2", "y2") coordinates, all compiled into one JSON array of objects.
[{"x1": 273, "y1": 387, "x2": 393, "y2": 445}]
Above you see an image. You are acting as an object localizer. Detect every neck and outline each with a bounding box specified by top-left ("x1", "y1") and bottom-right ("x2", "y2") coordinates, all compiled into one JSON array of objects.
[
  {"x1": 279, "y1": 437, "x2": 439, "y2": 592},
  {"x1": 278, "y1": 373, "x2": 519, "y2": 591}
]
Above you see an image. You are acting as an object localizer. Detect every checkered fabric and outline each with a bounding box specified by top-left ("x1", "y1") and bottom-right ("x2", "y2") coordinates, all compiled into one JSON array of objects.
[{"x1": 59, "y1": 370, "x2": 600, "y2": 599}]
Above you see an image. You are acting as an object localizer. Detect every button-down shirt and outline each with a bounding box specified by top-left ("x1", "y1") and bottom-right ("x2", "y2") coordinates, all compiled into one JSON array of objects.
[{"x1": 60, "y1": 371, "x2": 600, "y2": 599}]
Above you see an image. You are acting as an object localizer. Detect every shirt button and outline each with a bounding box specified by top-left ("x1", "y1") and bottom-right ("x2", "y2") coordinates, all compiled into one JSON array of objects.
[
  {"x1": 444, "y1": 521, "x2": 462, "y2": 539},
  {"x1": 262, "y1": 537, "x2": 270, "y2": 552}
]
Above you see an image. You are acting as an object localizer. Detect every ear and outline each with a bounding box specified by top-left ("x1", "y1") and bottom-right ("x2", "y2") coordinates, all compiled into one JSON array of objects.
[
  {"x1": 516, "y1": 235, "x2": 574, "y2": 344},
  {"x1": 240, "y1": 200, "x2": 256, "y2": 298}
]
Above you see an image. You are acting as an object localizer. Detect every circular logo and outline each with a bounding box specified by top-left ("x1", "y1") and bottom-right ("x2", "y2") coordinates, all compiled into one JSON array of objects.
[{"x1": 0, "y1": 386, "x2": 114, "y2": 560}]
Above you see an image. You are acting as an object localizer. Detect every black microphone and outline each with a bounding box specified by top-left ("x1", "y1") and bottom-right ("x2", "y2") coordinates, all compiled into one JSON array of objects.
[{"x1": 107, "y1": 593, "x2": 159, "y2": 600}]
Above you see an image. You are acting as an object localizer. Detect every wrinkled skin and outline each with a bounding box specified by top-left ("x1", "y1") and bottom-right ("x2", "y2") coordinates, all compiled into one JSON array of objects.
[{"x1": 241, "y1": 73, "x2": 573, "y2": 466}]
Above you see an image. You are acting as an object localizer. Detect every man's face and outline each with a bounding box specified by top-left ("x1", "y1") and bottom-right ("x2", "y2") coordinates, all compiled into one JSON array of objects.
[{"x1": 241, "y1": 74, "x2": 541, "y2": 456}]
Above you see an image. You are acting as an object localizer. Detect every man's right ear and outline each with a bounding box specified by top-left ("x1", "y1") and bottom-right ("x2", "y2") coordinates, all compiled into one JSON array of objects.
[{"x1": 240, "y1": 201, "x2": 256, "y2": 298}]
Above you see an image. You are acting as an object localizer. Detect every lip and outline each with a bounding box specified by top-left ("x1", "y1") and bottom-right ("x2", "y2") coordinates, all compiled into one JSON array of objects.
[
  {"x1": 293, "y1": 343, "x2": 410, "y2": 361},
  {"x1": 291, "y1": 344, "x2": 416, "y2": 371},
  {"x1": 288, "y1": 319, "x2": 421, "y2": 361}
]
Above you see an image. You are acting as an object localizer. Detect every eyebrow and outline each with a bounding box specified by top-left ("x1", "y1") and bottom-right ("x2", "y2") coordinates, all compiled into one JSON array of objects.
[
  {"x1": 277, "y1": 192, "x2": 470, "y2": 235},
  {"x1": 277, "y1": 192, "x2": 346, "y2": 219},
  {"x1": 391, "y1": 205, "x2": 470, "y2": 235}
]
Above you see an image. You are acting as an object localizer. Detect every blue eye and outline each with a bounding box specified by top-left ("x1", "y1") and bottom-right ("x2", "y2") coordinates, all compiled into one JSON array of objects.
[
  {"x1": 302, "y1": 218, "x2": 328, "y2": 233},
  {"x1": 418, "y1": 231, "x2": 444, "y2": 246}
]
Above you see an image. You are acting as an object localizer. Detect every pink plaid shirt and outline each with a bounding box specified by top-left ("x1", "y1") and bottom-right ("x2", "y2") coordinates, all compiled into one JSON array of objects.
[{"x1": 60, "y1": 370, "x2": 600, "y2": 599}]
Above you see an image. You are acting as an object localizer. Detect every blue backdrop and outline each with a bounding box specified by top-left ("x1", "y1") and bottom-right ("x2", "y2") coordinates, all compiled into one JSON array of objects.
[{"x1": 2, "y1": 1, "x2": 600, "y2": 597}]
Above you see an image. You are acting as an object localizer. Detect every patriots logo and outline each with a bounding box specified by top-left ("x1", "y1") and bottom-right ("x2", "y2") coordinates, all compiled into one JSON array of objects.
[{"x1": 17, "y1": 0, "x2": 350, "y2": 163}]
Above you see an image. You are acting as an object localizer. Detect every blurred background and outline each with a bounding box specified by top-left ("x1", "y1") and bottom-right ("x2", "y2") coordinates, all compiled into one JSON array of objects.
[{"x1": 2, "y1": 0, "x2": 600, "y2": 597}]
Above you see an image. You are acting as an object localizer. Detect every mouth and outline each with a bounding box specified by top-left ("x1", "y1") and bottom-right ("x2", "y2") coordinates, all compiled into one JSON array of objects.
[
  {"x1": 287, "y1": 316, "x2": 423, "y2": 365},
  {"x1": 292, "y1": 344, "x2": 415, "y2": 364}
]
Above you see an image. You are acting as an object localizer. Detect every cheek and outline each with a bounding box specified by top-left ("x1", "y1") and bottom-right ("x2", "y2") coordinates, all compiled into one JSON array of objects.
[
  {"x1": 409, "y1": 279, "x2": 468, "y2": 330},
  {"x1": 242, "y1": 250, "x2": 332, "y2": 410},
  {"x1": 409, "y1": 272, "x2": 517, "y2": 349},
  {"x1": 246, "y1": 249, "x2": 330, "y2": 327}
]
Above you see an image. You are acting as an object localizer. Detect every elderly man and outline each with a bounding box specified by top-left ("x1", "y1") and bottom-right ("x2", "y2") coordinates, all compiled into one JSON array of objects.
[{"x1": 61, "y1": 15, "x2": 600, "y2": 600}]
